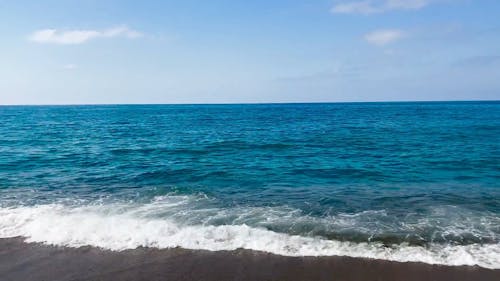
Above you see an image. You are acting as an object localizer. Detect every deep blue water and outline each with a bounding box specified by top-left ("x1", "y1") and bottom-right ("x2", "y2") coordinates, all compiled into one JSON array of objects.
[{"x1": 0, "y1": 102, "x2": 499, "y2": 266}]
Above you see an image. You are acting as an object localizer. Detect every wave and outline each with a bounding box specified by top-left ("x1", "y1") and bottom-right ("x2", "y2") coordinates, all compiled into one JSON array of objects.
[{"x1": 0, "y1": 196, "x2": 498, "y2": 269}]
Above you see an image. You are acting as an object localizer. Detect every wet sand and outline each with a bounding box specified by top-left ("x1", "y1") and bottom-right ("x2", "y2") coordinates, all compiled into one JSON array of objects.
[{"x1": 0, "y1": 238, "x2": 498, "y2": 281}]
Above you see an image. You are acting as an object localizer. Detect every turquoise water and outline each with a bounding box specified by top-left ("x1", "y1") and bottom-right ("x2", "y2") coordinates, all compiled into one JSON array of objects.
[{"x1": 0, "y1": 102, "x2": 499, "y2": 267}]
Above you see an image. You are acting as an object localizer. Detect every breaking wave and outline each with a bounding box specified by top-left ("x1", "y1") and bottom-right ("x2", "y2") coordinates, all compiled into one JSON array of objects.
[{"x1": 0, "y1": 195, "x2": 498, "y2": 269}]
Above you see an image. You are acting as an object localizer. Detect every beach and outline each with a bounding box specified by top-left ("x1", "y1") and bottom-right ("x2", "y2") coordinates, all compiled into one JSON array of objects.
[
  {"x1": 1, "y1": 103, "x2": 499, "y2": 279},
  {"x1": 1, "y1": 237, "x2": 498, "y2": 281},
  {"x1": 2, "y1": 0, "x2": 500, "y2": 279}
]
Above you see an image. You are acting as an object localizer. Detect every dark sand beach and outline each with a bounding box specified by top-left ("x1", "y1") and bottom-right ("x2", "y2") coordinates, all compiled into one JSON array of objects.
[{"x1": 0, "y1": 238, "x2": 498, "y2": 281}]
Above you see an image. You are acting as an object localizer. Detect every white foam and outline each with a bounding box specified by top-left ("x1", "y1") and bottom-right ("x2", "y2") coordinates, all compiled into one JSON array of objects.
[{"x1": 0, "y1": 202, "x2": 498, "y2": 269}]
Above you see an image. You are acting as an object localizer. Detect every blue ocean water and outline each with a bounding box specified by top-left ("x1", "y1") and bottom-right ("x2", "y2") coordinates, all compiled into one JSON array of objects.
[{"x1": 0, "y1": 102, "x2": 499, "y2": 267}]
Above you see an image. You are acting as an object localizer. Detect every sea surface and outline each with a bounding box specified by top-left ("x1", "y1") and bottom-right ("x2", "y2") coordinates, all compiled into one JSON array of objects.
[{"x1": 0, "y1": 102, "x2": 499, "y2": 268}]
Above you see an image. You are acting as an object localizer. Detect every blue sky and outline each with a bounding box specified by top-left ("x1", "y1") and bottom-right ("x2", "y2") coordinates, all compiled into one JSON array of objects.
[{"x1": 1, "y1": 0, "x2": 499, "y2": 104}]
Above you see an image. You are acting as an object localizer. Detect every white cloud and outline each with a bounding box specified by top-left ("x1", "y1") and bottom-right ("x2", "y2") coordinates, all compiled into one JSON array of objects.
[
  {"x1": 29, "y1": 26, "x2": 142, "y2": 45},
  {"x1": 364, "y1": 29, "x2": 405, "y2": 46},
  {"x1": 63, "y1": 64, "x2": 78, "y2": 70},
  {"x1": 332, "y1": 0, "x2": 430, "y2": 14}
]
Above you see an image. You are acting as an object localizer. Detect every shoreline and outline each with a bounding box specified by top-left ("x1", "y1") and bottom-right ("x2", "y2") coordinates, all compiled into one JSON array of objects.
[{"x1": 0, "y1": 238, "x2": 498, "y2": 281}]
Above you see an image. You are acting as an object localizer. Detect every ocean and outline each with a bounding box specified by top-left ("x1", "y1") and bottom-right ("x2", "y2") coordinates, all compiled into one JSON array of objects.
[{"x1": 0, "y1": 102, "x2": 499, "y2": 269}]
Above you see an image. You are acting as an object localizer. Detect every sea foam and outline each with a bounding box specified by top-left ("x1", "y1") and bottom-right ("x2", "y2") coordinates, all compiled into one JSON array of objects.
[{"x1": 0, "y1": 200, "x2": 498, "y2": 269}]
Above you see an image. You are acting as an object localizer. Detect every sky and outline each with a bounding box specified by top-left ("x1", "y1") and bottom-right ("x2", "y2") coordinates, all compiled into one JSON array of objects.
[{"x1": 1, "y1": 0, "x2": 499, "y2": 104}]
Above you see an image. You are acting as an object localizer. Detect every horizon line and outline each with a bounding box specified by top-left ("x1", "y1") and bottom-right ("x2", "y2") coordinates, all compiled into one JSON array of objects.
[{"x1": 1, "y1": 99, "x2": 499, "y2": 107}]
